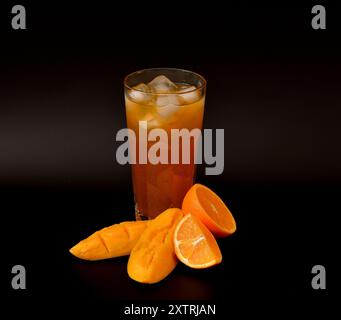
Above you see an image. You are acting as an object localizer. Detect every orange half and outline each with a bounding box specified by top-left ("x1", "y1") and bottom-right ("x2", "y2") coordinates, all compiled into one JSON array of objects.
[
  {"x1": 174, "y1": 213, "x2": 222, "y2": 269},
  {"x1": 182, "y1": 184, "x2": 236, "y2": 238}
]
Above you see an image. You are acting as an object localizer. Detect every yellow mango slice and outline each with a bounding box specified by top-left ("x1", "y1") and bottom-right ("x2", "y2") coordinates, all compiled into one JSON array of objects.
[
  {"x1": 69, "y1": 221, "x2": 149, "y2": 261},
  {"x1": 127, "y1": 208, "x2": 184, "y2": 284}
]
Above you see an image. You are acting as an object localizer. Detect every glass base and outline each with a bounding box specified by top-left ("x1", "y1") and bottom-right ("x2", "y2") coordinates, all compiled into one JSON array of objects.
[{"x1": 135, "y1": 204, "x2": 150, "y2": 221}]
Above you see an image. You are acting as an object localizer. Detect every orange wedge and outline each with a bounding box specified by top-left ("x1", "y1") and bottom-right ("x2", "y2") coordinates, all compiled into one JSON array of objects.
[
  {"x1": 174, "y1": 213, "x2": 222, "y2": 269},
  {"x1": 182, "y1": 184, "x2": 236, "y2": 238}
]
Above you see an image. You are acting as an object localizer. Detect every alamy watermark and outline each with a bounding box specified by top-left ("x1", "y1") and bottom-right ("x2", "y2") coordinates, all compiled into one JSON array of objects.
[
  {"x1": 9, "y1": 5, "x2": 327, "y2": 31},
  {"x1": 116, "y1": 122, "x2": 224, "y2": 175},
  {"x1": 11, "y1": 5, "x2": 26, "y2": 30},
  {"x1": 311, "y1": 5, "x2": 326, "y2": 30},
  {"x1": 11, "y1": 265, "x2": 26, "y2": 290},
  {"x1": 311, "y1": 264, "x2": 326, "y2": 290},
  {"x1": 9, "y1": 263, "x2": 327, "y2": 290}
]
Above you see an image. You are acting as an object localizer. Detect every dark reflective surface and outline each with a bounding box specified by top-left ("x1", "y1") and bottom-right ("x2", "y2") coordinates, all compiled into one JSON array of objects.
[{"x1": 2, "y1": 186, "x2": 338, "y2": 305}]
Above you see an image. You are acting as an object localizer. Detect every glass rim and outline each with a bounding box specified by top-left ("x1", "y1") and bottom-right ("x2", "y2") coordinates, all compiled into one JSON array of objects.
[{"x1": 124, "y1": 67, "x2": 206, "y2": 96}]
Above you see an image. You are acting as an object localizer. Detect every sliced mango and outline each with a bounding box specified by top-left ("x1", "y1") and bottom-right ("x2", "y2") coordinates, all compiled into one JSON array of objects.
[
  {"x1": 69, "y1": 221, "x2": 149, "y2": 261},
  {"x1": 127, "y1": 208, "x2": 184, "y2": 284}
]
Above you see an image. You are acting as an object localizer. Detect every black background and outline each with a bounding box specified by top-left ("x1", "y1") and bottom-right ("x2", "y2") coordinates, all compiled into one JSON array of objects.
[{"x1": 1, "y1": 1, "x2": 339, "y2": 317}]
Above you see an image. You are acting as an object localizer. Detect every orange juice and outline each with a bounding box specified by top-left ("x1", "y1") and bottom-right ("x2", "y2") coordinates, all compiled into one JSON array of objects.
[{"x1": 124, "y1": 69, "x2": 206, "y2": 220}]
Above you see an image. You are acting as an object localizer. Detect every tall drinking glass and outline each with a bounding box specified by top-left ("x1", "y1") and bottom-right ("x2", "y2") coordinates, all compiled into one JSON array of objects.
[{"x1": 124, "y1": 68, "x2": 206, "y2": 220}]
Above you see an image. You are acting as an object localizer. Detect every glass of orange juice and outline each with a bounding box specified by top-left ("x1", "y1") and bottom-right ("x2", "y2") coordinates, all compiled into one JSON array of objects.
[{"x1": 124, "y1": 68, "x2": 206, "y2": 220}]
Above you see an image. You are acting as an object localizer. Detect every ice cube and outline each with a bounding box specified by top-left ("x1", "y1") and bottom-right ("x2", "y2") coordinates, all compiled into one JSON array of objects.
[
  {"x1": 178, "y1": 85, "x2": 196, "y2": 92},
  {"x1": 155, "y1": 95, "x2": 181, "y2": 118},
  {"x1": 157, "y1": 104, "x2": 180, "y2": 118},
  {"x1": 142, "y1": 112, "x2": 154, "y2": 121},
  {"x1": 178, "y1": 85, "x2": 200, "y2": 103},
  {"x1": 134, "y1": 83, "x2": 150, "y2": 91},
  {"x1": 148, "y1": 118, "x2": 161, "y2": 128},
  {"x1": 148, "y1": 75, "x2": 177, "y2": 93},
  {"x1": 141, "y1": 112, "x2": 161, "y2": 128},
  {"x1": 127, "y1": 83, "x2": 151, "y2": 103}
]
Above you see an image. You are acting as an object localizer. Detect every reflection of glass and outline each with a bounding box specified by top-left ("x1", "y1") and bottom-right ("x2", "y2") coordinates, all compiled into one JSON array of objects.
[{"x1": 124, "y1": 68, "x2": 206, "y2": 220}]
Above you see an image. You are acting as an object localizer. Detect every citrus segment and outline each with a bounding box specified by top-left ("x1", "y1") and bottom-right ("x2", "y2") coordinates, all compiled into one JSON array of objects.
[
  {"x1": 182, "y1": 184, "x2": 236, "y2": 237},
  {"x1": 174, "y1": 214, "x2": 222, "y2": 269}
]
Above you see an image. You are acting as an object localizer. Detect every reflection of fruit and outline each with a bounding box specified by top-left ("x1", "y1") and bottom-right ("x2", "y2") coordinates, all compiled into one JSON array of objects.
[
  {"x1": 182, "y1": 184, "x2": 236, "y2": 238},
  {"x1": 174, "y1": 214, "x2": 222, "y2": 269},
  {"x1": 128, "y1": 208, "x2": 183, "y2": 284},
  {"x1": 69, "y1": 221, "x2": 149, "y2": 261}
]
